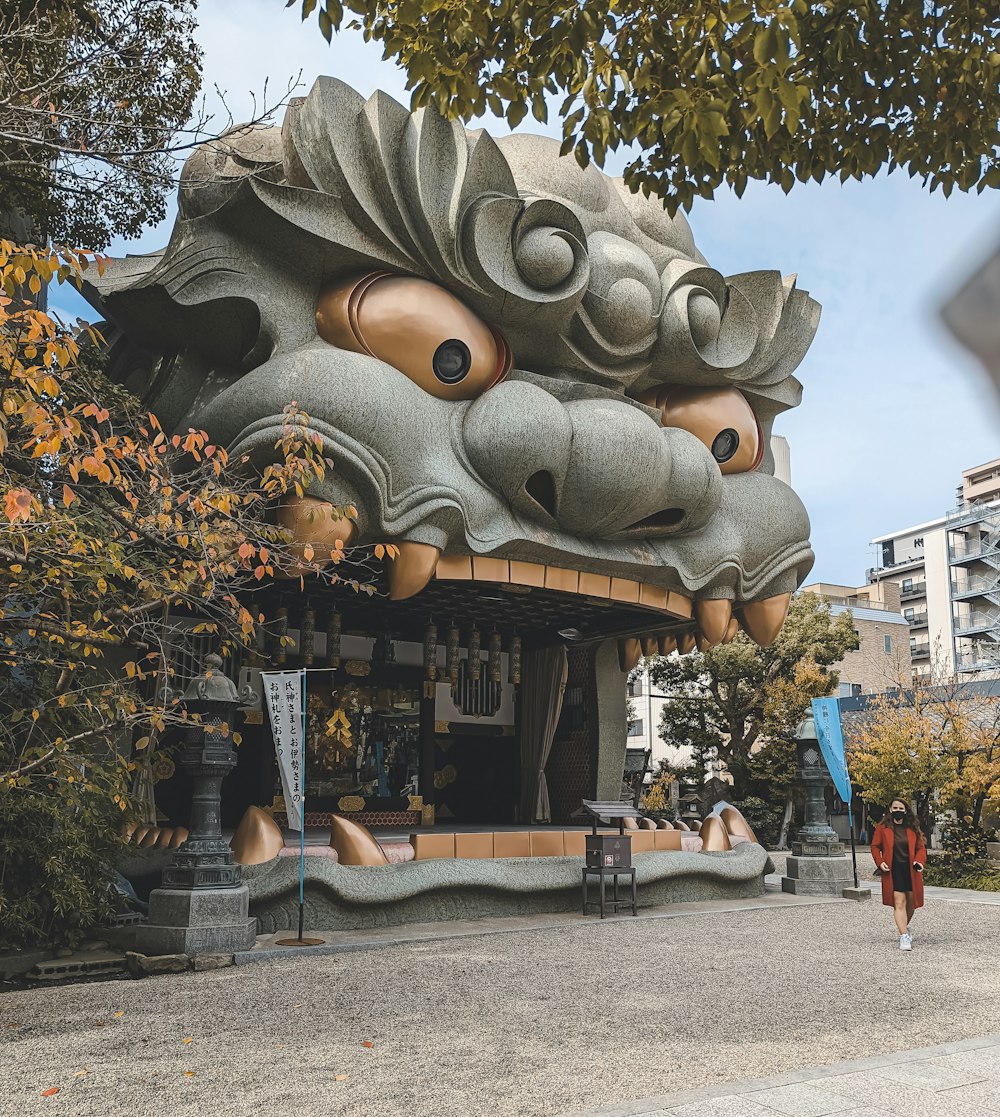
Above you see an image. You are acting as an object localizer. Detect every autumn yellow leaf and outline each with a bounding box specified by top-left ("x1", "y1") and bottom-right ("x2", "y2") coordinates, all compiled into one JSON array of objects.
[
  {"x1": 4, "y1": 487, "x2": 33, "y2": 522},
  {"x1": 335, "y1": 1073, "x2": 348, "y2": 1082},
  {"x1": 113, "y1": 1010, "x2": 125, "y2": 1018},
  {"x1": 181, "y1": 1036, "x2": 193, "y2": 1045},
  {"x1": 62, "y1": 483, "x2": 76, "y2": 507}
]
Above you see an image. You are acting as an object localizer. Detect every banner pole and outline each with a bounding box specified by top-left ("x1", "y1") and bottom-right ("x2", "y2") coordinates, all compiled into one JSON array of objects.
[
  {"x1": 847, "y1": 801, "x2": 859, "y2": 890},
  {"x1": 298, "y1": 666, "x2": 306, "y2": 942}
]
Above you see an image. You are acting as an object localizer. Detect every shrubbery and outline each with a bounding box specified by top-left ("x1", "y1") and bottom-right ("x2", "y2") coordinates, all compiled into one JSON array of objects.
[
  {"x1": 922, "y1": 861, "x2": 1000, "y2": 892},
  {"x1": 730, "y1": 796, "x2": 784, "y2": 849},
  {"x1": 922, "y1": 814, "x2": 1000, "y2": 893}
]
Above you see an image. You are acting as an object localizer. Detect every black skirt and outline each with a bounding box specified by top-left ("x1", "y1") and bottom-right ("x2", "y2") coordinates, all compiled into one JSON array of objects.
[{"x1": 891, "y1": 860, "x2": 913, "y2": 893}]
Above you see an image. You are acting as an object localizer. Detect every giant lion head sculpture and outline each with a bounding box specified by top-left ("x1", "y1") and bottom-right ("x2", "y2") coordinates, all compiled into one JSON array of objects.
[{"x1": 89, "y1": 77, "x2": 819, "y2": 655}]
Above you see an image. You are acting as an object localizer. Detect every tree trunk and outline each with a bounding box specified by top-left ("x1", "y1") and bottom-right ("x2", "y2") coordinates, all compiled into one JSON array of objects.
[
  {"x1": 777, "y1": 792, "x2": 794, "y2": 850},
  {"x1": 973, "y1": 791, "x2": 987, "y2": 829}
]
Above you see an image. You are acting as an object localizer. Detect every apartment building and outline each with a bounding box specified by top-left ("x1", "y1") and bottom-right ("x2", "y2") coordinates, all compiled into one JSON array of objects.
[
  {"x1": 868, "y1": 457, "x2": 1000, "y2": 682},
  {"x1": 800, "y1": 581, "x2": 913, "y2": 694}
]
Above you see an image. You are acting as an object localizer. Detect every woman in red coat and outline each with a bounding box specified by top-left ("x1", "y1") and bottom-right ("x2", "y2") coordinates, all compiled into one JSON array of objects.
[{"x1": 870, "y1": 798, "x2": 927, "y2": 951}]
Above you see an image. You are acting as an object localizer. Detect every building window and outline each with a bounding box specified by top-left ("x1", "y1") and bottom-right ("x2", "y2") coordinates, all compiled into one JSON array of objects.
[
  {"x1": 627, "y1": 719, "x2": 644, "y2": 737},
  {"x1": 904, "y1": 609, "x2": 914, "y2": 621},
  {"x1": 884, "y1": 634, "x2": 893, "y2": 654},
  {"x1": 627, "y1": 676, "x2": 643, "y2": 697},
  {"x1": 902, "y1": 578, "x2": 912, "y2": 590}
]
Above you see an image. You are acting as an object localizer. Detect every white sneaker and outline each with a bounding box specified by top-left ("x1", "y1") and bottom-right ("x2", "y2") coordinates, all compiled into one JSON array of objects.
[{"x1": 900, "y1": 933, "x2": 913, "y2": 951}]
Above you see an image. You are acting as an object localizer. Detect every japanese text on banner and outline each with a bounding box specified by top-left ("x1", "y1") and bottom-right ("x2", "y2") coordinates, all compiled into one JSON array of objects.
[
  {"x1": 263, "y1": 671, "x2": 304, "y2": 831},
  {"x1": 811, "y1": 696, "x2": 852, "y2": 805}
]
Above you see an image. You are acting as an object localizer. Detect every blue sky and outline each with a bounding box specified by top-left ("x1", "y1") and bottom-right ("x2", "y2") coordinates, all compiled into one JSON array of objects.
[{"x1": 59, "y1": 0, "x2": 1000, "y2": 587}]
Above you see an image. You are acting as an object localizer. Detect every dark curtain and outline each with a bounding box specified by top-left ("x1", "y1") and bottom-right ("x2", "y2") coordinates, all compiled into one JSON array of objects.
[{"x1": 519, "y1": 644, "x2": 568, "y2": 823}]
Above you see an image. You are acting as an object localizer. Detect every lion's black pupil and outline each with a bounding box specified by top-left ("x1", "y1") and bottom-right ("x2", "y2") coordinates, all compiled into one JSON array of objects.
[
  {"x1": 711, "y1": 428, "x2": 739, "y2": 463},
  {"x1": 433, "y1": 339, "x2": 471, "y2": 384}
]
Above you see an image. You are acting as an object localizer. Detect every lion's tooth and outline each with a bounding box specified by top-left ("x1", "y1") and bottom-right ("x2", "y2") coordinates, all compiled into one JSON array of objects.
[
  {"x1": 695, "y1": 598, "x2": 732, "y2": 645},
  {"x1": 658, "y1": 635, "x2": 677, "y2": 655},
  {"x1": 276, "y1": 495, "x2": 355, "y2": 574},
  {"x1": 641, "y1": 636, "x2": 658, "y2": 657},
  {"x1": 388, "y1": 541, "x2": 442, "y2": 600},
  {"x1": 619, "y1": 637, "x2": 643, "y2": 672},
  {"x1": 695, "y1": 632, "x2": 712, "y2": 652},
  {"x1": 723, "y1": 617, "x2": 740, "y2": 643},
  {"x1": 676, "y1": 632, "x2": 696, "y2": 655},
  {"x1": 739, "y1": 592, "x2": 791, "y2": 647}
]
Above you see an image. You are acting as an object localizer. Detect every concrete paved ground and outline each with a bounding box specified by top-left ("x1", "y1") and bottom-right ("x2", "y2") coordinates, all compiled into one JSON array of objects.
[
  {"x1": 562, "y1": 1034, "x2": 1000, "y2": 1116},
  {"x1": 2, "y1": 885, "x2": 999, "y2": 1117}
]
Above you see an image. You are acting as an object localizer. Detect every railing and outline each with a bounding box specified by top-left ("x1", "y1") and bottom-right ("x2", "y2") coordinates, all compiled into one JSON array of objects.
[
  {"x1": 946, "y1": 499, "x2": 1000, "y2": 527},
  {"x1": 953, "y1": 612, "x2": 999, "y2": 635},
  {"x1": 900, "y1": 582, "x2": 927, "y2": 599},
  {"x1": 907, "y1": 612, "x2": 928, "y2": 627},
  {"x1": 957, "y1": 650, "x2": 1000, "y2": 672},
  {"x1": 909, "y1": 643, "x2": 931, "y2": 659},
  {"x1": 813, "y1": 594, "x2": 892, "y2": 611},
  {"x1": 952, "y1": 575, "x2": 1000, "y2": 597},
  {"x1": 949, "y1": 540, "x2": 1000, "y2": 561}
]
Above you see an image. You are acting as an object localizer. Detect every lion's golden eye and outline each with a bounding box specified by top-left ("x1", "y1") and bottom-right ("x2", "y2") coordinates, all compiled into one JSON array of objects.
[
  {"x1": 316, "y1": 272, "x2": 511, "y2": 400},
  {"x1": 638, "y1": 385, "x2": 763, "y2": 475}
]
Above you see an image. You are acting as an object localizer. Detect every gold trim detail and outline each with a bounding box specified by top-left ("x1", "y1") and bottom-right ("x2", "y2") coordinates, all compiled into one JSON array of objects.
[
  {"x1": 435, "y1": 558, "x2": 691, "y2": 619},
  {"x1": 338, "y1": 794, "x2": 366, "y2": 813}
]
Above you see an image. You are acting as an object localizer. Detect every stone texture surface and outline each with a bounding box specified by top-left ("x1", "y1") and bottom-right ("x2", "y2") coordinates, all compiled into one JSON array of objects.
[
  {"x1": 243, "y1": 843, "x2": 769, "y2": 932},
  {"x1": 136, "y1": 885, "x2": 257, "y2": 956},
  {"x1": 782, "y1": 855, "x2": 855, "y2": 896},
  {"x1": 88, "y1": 76, "x2": 821, "y2": 609},
  {"x1": 125, "y1": 951, "x2": 190, "y2": 977}
]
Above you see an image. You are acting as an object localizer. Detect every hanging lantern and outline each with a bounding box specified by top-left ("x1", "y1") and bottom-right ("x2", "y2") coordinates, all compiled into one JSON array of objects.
[
  {"x1": 446, "y1": 623, "x2": 460, "y2": 685},
  {"x1": 467, "y1": 625, "x2": 481, "y2": 681},
  {"x1": 272, "y1": 606, "x2": 289, "y2": 666},
  {"x1": 423, "y1": 620, "x2": 438, "y2": 682},
  {"x1": 327, "y1": 610, "x2": 341, "y2": 669},
  {"x1": 300, "y1": 606, "x2": 316, "y2": 667},
  {"x1": 488, "y1": 630, "x2": 502, "y2": 684},
  {"x1": 508, "y1": 632, "x2": 522, "y2": 686}
]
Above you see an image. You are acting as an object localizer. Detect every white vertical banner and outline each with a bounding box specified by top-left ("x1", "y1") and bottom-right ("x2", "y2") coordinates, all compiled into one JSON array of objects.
[{"x1": 262, "y1": 671, "x2": 304, "y2": 832}]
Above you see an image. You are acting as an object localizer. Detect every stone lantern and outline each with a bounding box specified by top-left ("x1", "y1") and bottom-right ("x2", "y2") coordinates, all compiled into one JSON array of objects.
[
  {"x1": 136, "y1": 654, "x2": 258, "y2": 957},
  {"x1": 780, "y1": 715, "x2": 853, "y2": 897}
]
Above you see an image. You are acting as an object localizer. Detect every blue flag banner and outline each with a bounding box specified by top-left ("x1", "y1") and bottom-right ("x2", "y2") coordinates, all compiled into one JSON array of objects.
[{"x1": 811, "y1": 696, "x2": 852, "y2": 804}]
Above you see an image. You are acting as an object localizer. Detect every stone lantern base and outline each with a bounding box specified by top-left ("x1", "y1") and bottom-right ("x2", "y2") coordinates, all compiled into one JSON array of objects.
[
  {"x1": 135, "y1": 884, "x2": 257, "y2": 956},
  {"x1": 781, "y1": 853, "x2": 855, "y2": 896}
]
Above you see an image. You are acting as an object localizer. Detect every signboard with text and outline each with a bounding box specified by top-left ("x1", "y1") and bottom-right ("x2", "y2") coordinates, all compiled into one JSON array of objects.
[{"x1": 263, "y1": 671, "x2": 304, "y2": 831}]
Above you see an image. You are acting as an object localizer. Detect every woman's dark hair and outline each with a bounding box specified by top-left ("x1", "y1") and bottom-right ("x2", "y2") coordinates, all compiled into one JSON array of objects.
[{"x1": 885, "y1": 798, "x2": 923, "y2": 839}]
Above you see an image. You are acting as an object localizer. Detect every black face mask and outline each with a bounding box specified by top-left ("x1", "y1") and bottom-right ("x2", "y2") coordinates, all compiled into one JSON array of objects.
[{"x1": 891, "y1": 811, "x2": 906, "y2": 823}]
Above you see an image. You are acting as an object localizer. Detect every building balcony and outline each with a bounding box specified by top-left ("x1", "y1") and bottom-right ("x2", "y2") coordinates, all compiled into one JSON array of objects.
[
  {"x1": 953, "y1": 611, "x2": 999, "y2": 636},
  {"x1": 907, "y1": 612, "x2": 928, "y2": 627},
  {"x1": 909, "y1": 642, "x2": 931, "y2": 660},
  {"x1": 952, "y1": 575, "x2": 1000, "y2": 600},
  {"x1": 949, "y1": 540, "x2": 1000, "y2": 564},
  {"x1": 900, "y1": 581, "x2": 927, "y2": 600},
  {"x1": 957, "y1": 649, "x2": 1000, "y2": 673}
]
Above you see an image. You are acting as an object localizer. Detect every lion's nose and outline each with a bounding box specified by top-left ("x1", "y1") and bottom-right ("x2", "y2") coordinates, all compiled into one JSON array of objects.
[{"x1": 462, "y1": 381, "x2": 721, "y2": 537}]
